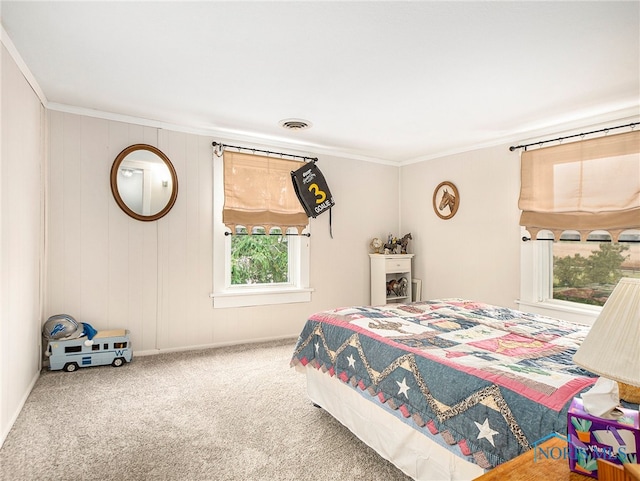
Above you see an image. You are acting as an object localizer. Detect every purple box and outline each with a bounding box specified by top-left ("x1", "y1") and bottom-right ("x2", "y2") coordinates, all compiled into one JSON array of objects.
[{"x1": 568, "y1": 397, "x2": 639, "y2": 478}]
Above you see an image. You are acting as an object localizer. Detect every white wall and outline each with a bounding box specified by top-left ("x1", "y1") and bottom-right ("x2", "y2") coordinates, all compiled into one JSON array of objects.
[
  {"x1": 46, "y1": 111, "x2": 400, "y2": 353},
  {"x1": 0, "y1": 45, "x2": 44, "y2": 445},
  {"x1": 400, "y1": 144, "x2": 522, "y2": 308}
]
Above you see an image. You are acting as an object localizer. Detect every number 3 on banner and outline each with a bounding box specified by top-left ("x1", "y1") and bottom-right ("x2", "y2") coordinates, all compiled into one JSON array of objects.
[{"x1": 308, "y1": 183, "x2": 326, "y2": 204}]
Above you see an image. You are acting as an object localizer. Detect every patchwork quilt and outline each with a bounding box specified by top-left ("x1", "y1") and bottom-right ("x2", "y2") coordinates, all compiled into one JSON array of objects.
[{"x1": 290, "y1": 299, "x2": 598, "y2": 468}]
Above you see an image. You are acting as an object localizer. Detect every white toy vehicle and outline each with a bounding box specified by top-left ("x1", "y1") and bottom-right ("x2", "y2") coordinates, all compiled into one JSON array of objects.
[
  {"x1": 43, "y1": 314, "x2": 132, "y2": 371},
  {"x1": 45, "y1": 329, "x2": 132, "y2": 372}
]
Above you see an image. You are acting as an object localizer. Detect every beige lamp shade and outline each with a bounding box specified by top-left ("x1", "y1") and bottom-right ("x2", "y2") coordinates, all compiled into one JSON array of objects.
[{"x1": 573, "y1": 278, "x2": 640, "y2": 392}]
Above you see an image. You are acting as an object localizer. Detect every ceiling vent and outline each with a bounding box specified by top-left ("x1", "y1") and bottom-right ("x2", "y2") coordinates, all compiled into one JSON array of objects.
[{"x1": 279, "y1": 119, "x2": 312, "y2": 130}]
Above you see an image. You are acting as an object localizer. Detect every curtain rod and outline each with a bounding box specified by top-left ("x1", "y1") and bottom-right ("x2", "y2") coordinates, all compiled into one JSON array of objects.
[
  {"x1": 212, "y1": 141, "x2": 318, "y2": 162},
  {"x1": 522, "y1": 236, "x2": 639, "y2": 243},
  {"x1": 224, "y1": 232, "x2": 311, "y2": 237},
  {"x1": 509, "y1": 121, "x2": 638, "y2": 152}
]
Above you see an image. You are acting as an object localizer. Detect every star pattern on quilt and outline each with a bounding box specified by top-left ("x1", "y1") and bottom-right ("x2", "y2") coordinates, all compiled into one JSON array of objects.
[
  {"x1": 347, "y1": 354, "x2": 356, "y2": 368},
  {"x1": 292, "y1": 323, "x2": 531, "y2": 451},
  {"x1": 396, "y1": 377, "x2": 411, "y2": 398},
  {"x1": 290, "y1": 300, "x2": 600, "y2": 470},
  {"x1": 475, "y1": 418, "x2": 500, "y2": 447}
]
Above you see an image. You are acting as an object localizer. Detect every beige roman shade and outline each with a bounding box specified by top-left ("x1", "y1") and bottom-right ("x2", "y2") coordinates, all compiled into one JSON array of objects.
[
  {"x1": 222, "y1": 151, "x2": 308, "y2": 234},
  {"x1": 519, "y1": 130, "x2": 640, "y2": 241}
]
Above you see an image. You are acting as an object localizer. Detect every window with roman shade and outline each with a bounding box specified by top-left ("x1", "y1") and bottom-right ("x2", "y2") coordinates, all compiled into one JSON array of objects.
[
  {"x1": 519, "y1": 130, "x2": 640, "y2": 242},
  {"x1": 222, "y1": 151, "x2": 309, "y2": 234}
]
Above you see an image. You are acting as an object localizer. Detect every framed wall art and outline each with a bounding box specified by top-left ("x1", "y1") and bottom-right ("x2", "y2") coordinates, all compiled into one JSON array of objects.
[{"x1": 432, "y1": 181, "x2": 459, "y2": 220}]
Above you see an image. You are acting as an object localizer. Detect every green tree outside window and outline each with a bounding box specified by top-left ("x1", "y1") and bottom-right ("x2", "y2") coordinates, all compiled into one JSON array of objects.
[
  {"x1": 231, "y1": 227, "x2": 289, "y2": 285},
  {"x1": 553, "y1": 243, "x2": 631, "y2": 306}
]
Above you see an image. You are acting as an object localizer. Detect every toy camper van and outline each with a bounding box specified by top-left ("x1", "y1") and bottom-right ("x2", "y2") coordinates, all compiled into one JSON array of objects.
[{"x1": 46, "y1": 329, "x2": 132, "y2": 372}]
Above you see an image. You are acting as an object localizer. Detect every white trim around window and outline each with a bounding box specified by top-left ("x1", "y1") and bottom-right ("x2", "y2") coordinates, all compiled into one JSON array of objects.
[
  {"x1": 210, "y1": 150, "x2": 313, "y2": 309},
  {"x1": 518, "y1": 228, "x2": 601, "y2": 326},
  {"x1": 210, "y1": 231, "x2": 312, "y2": 308}
]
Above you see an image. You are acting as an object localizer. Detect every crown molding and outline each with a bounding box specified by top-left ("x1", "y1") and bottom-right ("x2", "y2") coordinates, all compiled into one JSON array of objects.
[
  {"x1": 1, "y1": 25, "x2": 47, "y2": 106},
  {"x1": 41, "y1": 101, "x2": 640, "y2": 168},
  {"x1": 4, "y1": 26, "x2": 636, "y2": 168},
  {"x1": 45, "y1": 102, "x2": 398, "y2": 166},
  {"x1": 400, "y1": 105, "x2": 640, "y2": 166}
]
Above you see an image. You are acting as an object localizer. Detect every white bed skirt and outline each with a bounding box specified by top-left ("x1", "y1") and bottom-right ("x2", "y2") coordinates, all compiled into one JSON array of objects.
[{"x1": 299, "y1": 364, "x2": 485, "y2": 481}]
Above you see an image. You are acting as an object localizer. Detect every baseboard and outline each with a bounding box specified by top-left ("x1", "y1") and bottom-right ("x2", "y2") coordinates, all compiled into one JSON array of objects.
[
  {"x1": 3, "y1": 335, "x2": 297, "y2": 446},
  {"x1": 134, "y1": 334, "x2": 299, "y2": 357},
  {"x1": 0, "y1": 368, "x2": 41, "y2": 449}
]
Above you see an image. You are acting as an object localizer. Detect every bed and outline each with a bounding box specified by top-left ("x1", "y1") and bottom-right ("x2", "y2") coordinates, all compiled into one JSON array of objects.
[{"x1": 290, "y1": 299, "x2": 599, "y2": 480}]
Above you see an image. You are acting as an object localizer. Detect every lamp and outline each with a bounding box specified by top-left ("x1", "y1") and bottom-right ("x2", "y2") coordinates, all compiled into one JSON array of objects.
[{"x1": 573, "y1": 278, "x2": 640, "y2": 405}]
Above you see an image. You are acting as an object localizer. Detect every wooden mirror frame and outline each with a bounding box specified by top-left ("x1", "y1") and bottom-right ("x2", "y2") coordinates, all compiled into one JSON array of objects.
[
  {"x1": 432, "y1": 181, "x2": 460, "y2": 220},
  {"x1": 110, "y1": 144, "x2": 178, "y2": 222}
]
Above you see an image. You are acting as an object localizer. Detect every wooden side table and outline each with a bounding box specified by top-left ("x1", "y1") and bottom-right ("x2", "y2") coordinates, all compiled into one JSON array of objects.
[
  {"x1": 625, "y1": 463, "x2": 640, "y2": 481},
  {"x1": 597, "y1": 460, "x2": 640, "y2": 481},
  {"x1": 473, "y1": 436, "x2": 592, "y2": 480}
]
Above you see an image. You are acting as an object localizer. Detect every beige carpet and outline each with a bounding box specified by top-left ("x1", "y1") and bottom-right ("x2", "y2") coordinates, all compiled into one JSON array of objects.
[{"x1": 0, "y1": 339, "x2": 412, "y2": 481}]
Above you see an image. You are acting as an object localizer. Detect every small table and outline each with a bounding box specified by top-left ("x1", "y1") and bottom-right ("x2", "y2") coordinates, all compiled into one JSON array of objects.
[
  {"x1": 473, "y1": 436, "x2": 592, "y2": 480},
  {"x1": 626, "y1": 464, "x2": 640, "y2": 480}
]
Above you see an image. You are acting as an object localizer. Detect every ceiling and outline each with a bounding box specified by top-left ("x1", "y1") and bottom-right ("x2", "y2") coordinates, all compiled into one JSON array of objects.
[{"x1": 1, "y1": 1, "x2": 639, "y2": 163}]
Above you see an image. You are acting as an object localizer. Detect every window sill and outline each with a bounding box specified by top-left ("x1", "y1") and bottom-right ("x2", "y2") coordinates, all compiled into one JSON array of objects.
[
  {"x1": 516, "y1": 299, "x2": 601, "y2": 326},
  {"x1": 210, "y1": 287, "x2": 314, "y2": 309}
]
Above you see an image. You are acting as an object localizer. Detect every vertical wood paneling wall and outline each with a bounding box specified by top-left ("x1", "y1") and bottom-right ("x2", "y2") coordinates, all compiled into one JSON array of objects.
[
  {"x1": 1, "y1": 46, "x2": 44, "y2": 444},
  {"x1": 46, "y1": 112, "x2": 400, "y2": 354}
]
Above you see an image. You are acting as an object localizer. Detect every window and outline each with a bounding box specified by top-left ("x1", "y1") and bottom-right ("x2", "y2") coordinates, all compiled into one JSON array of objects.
[
  {"x1": 551, "y1": 230, "x2": 640, "y2": 306},
  {"x1": 225, "y1": 225, "x2": 309, "y2": 294},
  {"x1": 212, "y1": 227, "x2": 311, "y2": 308},
  {"x1": 520, "y1": 229, "x2": 640, "y2": 323},
  {"x1": 518, "y1": 129, "x2": 640, "y2": 322},
  {"x1": 114, "y1": 342, "x2": 128, "y2": 349},
  {"x1": 230, "y1": 227, "x2": 289, "y2": 285},
  {"x1": 65, "y1": 346, "x2": 82, "y2": 353},
  {"x1": 211, "y1": 148, "x2": 312, "y2": 308}
]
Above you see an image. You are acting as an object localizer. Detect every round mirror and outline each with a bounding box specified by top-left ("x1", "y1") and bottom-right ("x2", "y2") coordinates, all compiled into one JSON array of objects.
[{"x1": 110, "y1": 144, "x2": 178, "y2": 221}]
